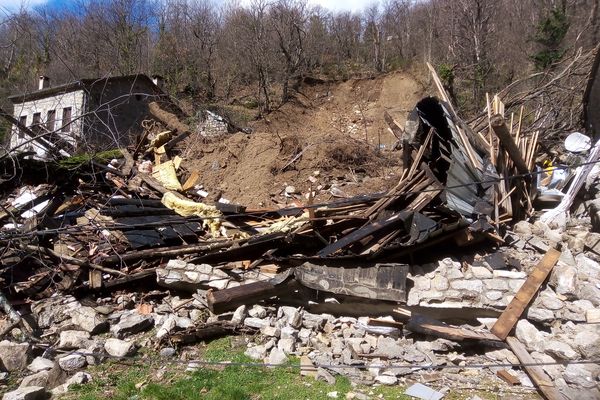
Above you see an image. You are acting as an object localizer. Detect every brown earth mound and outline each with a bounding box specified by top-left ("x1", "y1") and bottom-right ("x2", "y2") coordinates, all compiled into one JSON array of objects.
[{"x1": 179, "y1": 70, "x2": 429, "y2": 208}]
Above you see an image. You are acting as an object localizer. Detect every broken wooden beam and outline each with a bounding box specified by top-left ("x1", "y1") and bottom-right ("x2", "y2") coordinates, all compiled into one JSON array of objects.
[
  {"x1": 207, "y1": 276, "x2": 298, "y2": 314},
  {"x1": 491, "y1": 248, "x2": 561, "y2": 340},
  {"x1": 490, "y1": 114, "x2": 530, "y2": 175},
  {"x1": 506, "y1": 337, "x2": 567, "y2": 400},
  {"x1": 406, "y1": 313, "x2": 501, "y2": 342},
  {"x1": 101, "y1": 239, "x2": 243, "y2": 266}
]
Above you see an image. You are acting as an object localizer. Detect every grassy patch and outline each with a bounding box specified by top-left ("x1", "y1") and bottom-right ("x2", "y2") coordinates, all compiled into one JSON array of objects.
[
  {"x1": 62, "y1": 337, "x2": 413, "y2": 400},
  {"x1": 57, "y1": 149, "x2": 124, "y2": 169}
]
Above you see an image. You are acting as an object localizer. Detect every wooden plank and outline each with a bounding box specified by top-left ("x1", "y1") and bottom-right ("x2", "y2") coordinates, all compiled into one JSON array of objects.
[
  {"x1": 207, "y1": 279, "x2": 299, "y2": 314},
  {"x1": 491, "y1": 248, "x2": 561, "y2": 340},
  {"x1": 491, "y1": 114, "x2": 530, "y2": 175},
  {"x1": 182, "y1": 170, "x2": 200, "y2": 192},
  {"x1": 496, "y1": 369, "x2": 520, "y2": 385},
  {"x1": 506, "y1": 337, "x2": 567, "y2": 400},
  {"x1": 89, "y1": 269, "x2": 103, "y2": 289}
]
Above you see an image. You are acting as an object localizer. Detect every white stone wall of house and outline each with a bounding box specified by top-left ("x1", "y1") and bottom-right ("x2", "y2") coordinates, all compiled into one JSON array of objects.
[
  {"x1": 10, "y1": 90, "x2": 85, "y2": 158},
  {"x1": 198, "y1": 110, "x2": 229, "y2": 137}
]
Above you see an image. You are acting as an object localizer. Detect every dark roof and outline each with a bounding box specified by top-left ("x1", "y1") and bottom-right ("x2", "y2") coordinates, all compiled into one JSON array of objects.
[{"x1": 8, "y1": 74, "x2": 161, "y2": 103}]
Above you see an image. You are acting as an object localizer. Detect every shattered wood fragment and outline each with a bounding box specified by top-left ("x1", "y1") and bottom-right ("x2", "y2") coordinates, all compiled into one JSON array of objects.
[
  {"x1": 506, "y1": 337, "x2": 567, "y2": 400},
  {"x1": 490, "y1": 114, "x2": 530, "y2": 175},
  {"x1": 169, "y1": 321, "x2": 254, "y2": 345},
  {"x1": 207, "y1": 273, "x2": 298, "y2": 314},
  {"x1": 156, "y1": 259, "x2": 234, "y2": 291},
  {"x1": 491, "y1": 248, "x2": 561, "y2": 340},
  {"x1": 496, "y1": 369, "x2": 520, "y2": 385},
  {"x1": 101, "y1": 239, "x2": 242, "y2": 266},
  {"x1": 294, "y1": 262, "x2": 408, "y2": 302}
]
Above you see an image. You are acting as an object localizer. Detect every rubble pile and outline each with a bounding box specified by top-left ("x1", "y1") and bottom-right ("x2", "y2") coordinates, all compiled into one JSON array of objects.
[{"x1": 1, "y1": 55, "x2": 600, "y2": 400}]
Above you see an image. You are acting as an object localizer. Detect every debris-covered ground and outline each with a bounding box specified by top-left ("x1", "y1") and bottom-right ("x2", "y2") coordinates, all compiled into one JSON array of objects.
[{"x1": 1, "y1": 49, "x2": 600, "y2": 400}]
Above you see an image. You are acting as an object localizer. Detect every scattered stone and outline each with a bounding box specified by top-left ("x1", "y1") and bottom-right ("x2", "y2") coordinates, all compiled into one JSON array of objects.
[
  {"x1": 104, "y1": 338, "x2": 136, "y2": 357},
  {"x1": 278, "y1": 338, "x2": 295, "y2": 354},
  {"x1": 160, "y1": 347, "x2": 176, "y2": 358},
  {"x1": 515, "y1": 320, "x2": 544, "y2": 352},
  {"x1": 31, "y1": 296, "x2": 80, "y2": 329},
  {"x1": 19, "y1": 371, "x2": 50, "y2": 388},
  {"x1": 552, "y1": 264, "x2": 578, "y2": 297},
  {"x1": 278, "y1": 306, "x2": 302, "y2": 328},
  {"x1": 243, "y1": 317, "x2": 268, "y2": 329},
  {"x1": 58, "y1": 330, "x2": 91, "y2": 349},
  {"x1": 375, "y1": 375, "x2": 398, "y2": 385},
  {"x1": 27, "y1": 357, "x2": 54, "y2": 373},
  {"x1": 0, "y1": 341, "x2": 30, "y2": 372},
  {"x1": 317, "y1": 367, "x2": 336, "y2": 385},
  {"x1": 156, "y1": 314, "x2": 176, "y2": 339},
  {"x1": 245, "y1": 344, "x2": 267, "y2": 360},
  {"x1": 111, "y1": 313, "x2": 154, "y2": 338},
  {"x1": 2, "y1": 386, "x2": 46, "y2": 400},
  {"x1": 327, "y1": 391, "x2": 338, "y2": 398},
  {"x1": 51, "y1": 371, "x2": 92, "y2": 396},
  {"x1": 526, "y1": 307, "x2": 554, "y2": 322},
  {"x1": 0, "y1": 372, "x2": 8, "y2": 383},
  {"x1": 71, "y1": 306, "x2": 108, "y2": 334},
  {"x1": 57, "y1": 354, "x2": 87, "y2": 372},
  {"x1": 374, "y1": 337, "x2": 403, "y2": 359},
  {"x1": 266, "y1": 347, "x2": 288, "y2": 366},
  {"x1": 261, "y1": 326, "x2": 280, "y2": 337},
  {"x1": 543, "y1": 340, "x2": 578, "y2": 360},
  {"x1": 574, "y1": 329, "x2": 600, "y2": 358},
  {"x1": 471, "y1": 266, "x2": 493, "y2": 279},
  {"x1": 231, "y1": 305, "x2": 247, "y2": 324},
  {"x1": 249, "y1": 305, "x2": 267, "y2": 318},
  {"x1": 563, "y1": 363, "x2": 600, "y2": 388}
]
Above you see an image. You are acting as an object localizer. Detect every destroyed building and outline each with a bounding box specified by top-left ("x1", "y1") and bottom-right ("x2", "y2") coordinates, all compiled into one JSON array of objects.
[{"x1": 8, "y1": 74, "x2": 166, "y2": 158}]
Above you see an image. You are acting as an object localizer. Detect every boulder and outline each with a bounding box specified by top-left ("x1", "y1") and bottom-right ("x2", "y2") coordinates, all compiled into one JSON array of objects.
[
  {"x1": 574, "y1": 328, "x2": 600, "y2": 359},
  {"x1": 231, "y1": 305, "x2": 247, "y2": 325},
  {"x1": 57, "y1": 354, "x2": 86, "y2": 372},
  {"x1": 31, "y1": 296, "x2": 80, "y2": 329},
  {"x1": 58, "y1": 330, "x2": 90, "y2": 350},
  {"x1": 0, "y1": 341, "x2": 30, "y2": 372},
  {"x1": 374, "y1": 337, "x2": 403, "y2": 359},
  {"x1": 111, "y1": 313, "x2": 154, "y2": 338},
  {"x1": 27, "y1": 357, "x2": 54, "y2": 373},
  {"x1": 515, "y1": 320, "x2": 545, "y2": 352},
  {"x1": 50, "y1": 371, "x2": 91, "y2": 396},
  {"x1": 563, "y1": 363, "x2": 600, "y2": 388},
  {"x1": 19, "y1": 371, "x2": 49, "y2": 388},
  {"x1": 266, "y1": 347, "x2": 288, "y2": 366},
  {"x1": 244, "y1": 344, "x2": 267, "y2": 360},
  {"x1": 104, "y1": 338, "x2": 136, "y2": 357},
  {"x1": 249, "y1": 305, "x2": 267, "y2": 318},
  {"x1": 543, "y1": 340, "x2": 578, "y2": 360},
  {"x1": 2, "y1": 386, "x2": 46, "y2": 400},
  {"x1": 71, "y1": 306, "x2": 108, "y2": 334}
]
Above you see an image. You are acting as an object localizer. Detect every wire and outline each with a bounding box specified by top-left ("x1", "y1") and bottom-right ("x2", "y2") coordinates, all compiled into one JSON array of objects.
[
  {"x1": 2, "y1": 156, "x2": 599, "y2": 241},
  {"x1": 37, "y1": 346, "x2": 600, "y2": 372}
]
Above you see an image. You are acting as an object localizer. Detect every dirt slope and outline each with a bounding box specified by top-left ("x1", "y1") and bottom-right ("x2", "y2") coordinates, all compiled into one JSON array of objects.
[{"x1": 180, "y1": 70, "x2": 429, "y2": 208}]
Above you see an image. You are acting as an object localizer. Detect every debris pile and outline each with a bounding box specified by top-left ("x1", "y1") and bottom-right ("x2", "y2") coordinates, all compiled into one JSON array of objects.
[{"x1": 1, "y1": 51, "x2": 599, "y2": 400}]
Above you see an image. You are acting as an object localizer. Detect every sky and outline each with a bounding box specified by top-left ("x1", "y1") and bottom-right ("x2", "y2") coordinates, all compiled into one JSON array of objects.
[{"x1": 1, "y1": 0, "x2": 370, "y2": 13}]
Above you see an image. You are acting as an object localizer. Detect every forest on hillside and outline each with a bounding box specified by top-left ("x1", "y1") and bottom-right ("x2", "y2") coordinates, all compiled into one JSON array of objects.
[{"x1": 0, "y1": 0, "x2": 598, "y2": 133}]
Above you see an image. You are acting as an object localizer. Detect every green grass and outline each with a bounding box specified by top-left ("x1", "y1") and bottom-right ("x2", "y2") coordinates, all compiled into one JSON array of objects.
[
  {"x1": 62, "y1": 337, "x2": 413, "y2": 400},
  {"x1": 57, "y1": 149, "x2": 124, "y2": 169}
]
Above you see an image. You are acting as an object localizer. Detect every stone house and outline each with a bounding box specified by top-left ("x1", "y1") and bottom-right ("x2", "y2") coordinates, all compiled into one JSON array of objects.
[{"x1": 8, "y1": 74, "x2": 165, "y2": 158}]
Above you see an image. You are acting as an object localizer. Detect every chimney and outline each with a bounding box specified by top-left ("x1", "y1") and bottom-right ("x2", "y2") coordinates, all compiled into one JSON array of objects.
[
  {"x1": 38, "y1": 76, "x2": 50, "y2": 90},
  {"x1": 151, "y1": 75, "x2": 164, "y2": 90}
]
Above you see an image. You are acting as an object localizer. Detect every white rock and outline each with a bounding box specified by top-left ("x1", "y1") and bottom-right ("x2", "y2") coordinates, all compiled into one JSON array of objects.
[
  {"x1": 280, "y1": 326, "x2": 297, "y2": 340},
  {"x1": 277, "y1": 338, "x2": 296, "y2": 354},
  {"x1": 2, "y1": 386, "x2": 46, "y2": 400},
  {"x1": 375, "y1": 375, "x2": 398, "y2": 385},
  {"x1": 57, "y1": 354, "x2": 86, "y2": 372},
  {"x1": 515, "y1": 320, "x2": 545, "y2": 352},
  {"x1": 244, "y1": 345, "x2": 267, "y2": 360},
  {"x1": 563, "y1": 364, "x2": 600, "y2": 388},
  {"x1": 19, "y1": 371, "x2": 49, "y2": 388},
  {"x1": 244, "y1": 317, "x2": 268, "y2": 329},
  {"x1": 543, "y1": 340, "x2": 578, "y2": 360},
  {"x1": 261, "y1": 326, "x2": 281, "y2": 337},
  {"x1": 526, "y1": 307, "x2": 554, "y2": 322},
  {"x1": 249, "y1": 305, "x2": 267, "y2": 318},
  {"x1": 156, "y1": 314, "x2": 176, "y2": 339},
  {"x1": 231, "y1": 305, "x2": 247, "y2": 324},
  {"x1": 58, "y1": 330, "x2": 91, "y2": 349},
  {"x1": 71, "y1": 306, "x2": 107, "y2": 334},
  {"x1": 471, "y1": 266, "x2": 493, "y2": 279},
  {"x1": 574, "y1": 329, "x2": 600, "y2": 358},
  {"x1": 266, "y1": 347, "x2": 288, "y2": 366},
  {"x1": 327, "y1": 391, "x2": 338, "y2": 398},
  {"x1": 104, "y1": 338, "x2": 136, "y2": 357},
  {"x1": 27, "y1": 357, "x2": 54, "y2": 373},
  {"x1": 0, "y1": 341, "x2": 30, "y2": 372},
  {"x1": 493, "y1": 270, "x2": 527, "y2": 279}
]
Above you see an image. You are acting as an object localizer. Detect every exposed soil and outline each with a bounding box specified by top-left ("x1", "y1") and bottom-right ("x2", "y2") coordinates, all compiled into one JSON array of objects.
[{"x1": 179, "y1": 70, "x2": 430, "y2": 208}]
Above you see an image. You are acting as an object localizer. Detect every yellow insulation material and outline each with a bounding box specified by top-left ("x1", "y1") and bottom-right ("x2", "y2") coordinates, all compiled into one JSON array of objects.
[
  {"x1": 261, "y1": 212, "x2": 309, "y2": 235},
  {"x1": 161, "y1": 192, "x2": 222, "y2": 236},
  {"x1": 152, "y1": 161, "x2": 182, "y2": 191}
]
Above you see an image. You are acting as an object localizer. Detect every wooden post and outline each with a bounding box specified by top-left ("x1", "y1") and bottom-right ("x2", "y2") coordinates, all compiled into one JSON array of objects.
[{"x1": 490, "y1": 114, "x2": 530, "y2": 175}]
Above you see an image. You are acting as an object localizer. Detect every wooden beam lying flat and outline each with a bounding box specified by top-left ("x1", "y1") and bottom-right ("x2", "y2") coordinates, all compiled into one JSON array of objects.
[
  {"x1": 491, "y1": 248, "x2": 561, "y2": 340},
  {"x1": 506, "y1": 337, "x2": 567, "y2": 400}
]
